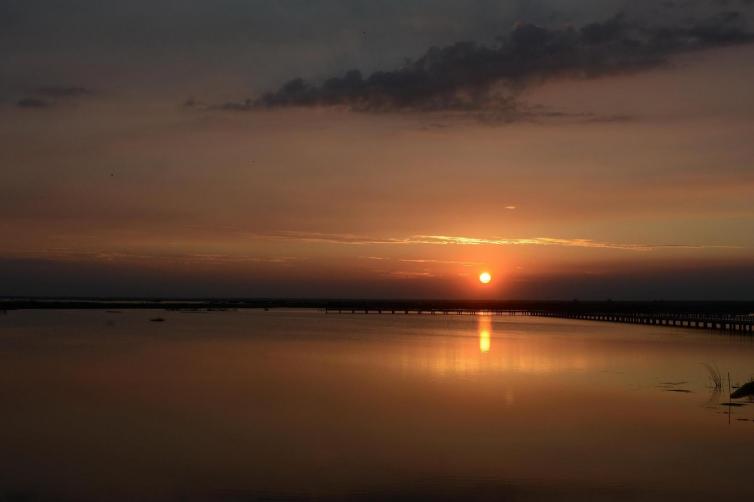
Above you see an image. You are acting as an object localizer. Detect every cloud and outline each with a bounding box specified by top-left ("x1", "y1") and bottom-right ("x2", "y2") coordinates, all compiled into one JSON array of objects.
[
  {"x1": 15, "y1": 85, "x2": 95, "y2": 109},
  {"x1": 16, "y1": 98, "x2": 52, "y2": 108},
  {"x1": 411, "y1": 235, "x2": 659, "y2": 251},
  {"x1": 256, "y1": 231, "x2": 741, "y2": 252},
  {"x1": 390, "y1": 270, "x2": 437, "y2": 279},
  {"x1": 16, "y1": 97, "x2": 51, "y2": 108},
  {"x1": 35, "y1": 86, "x2": 93, "y2": 98},
  {"x1": 0, "y1": 248, "x2": 300, "y2": 266},
  {"x1": 398, "y1": 258, "x2": 483, "y2": 267},
  {"x1": 233, "y1": 8, "x2": 754, "y2": 112}
]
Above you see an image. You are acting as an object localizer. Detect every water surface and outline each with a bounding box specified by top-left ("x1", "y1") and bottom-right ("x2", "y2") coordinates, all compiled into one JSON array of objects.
[{"x1": 1, "y1": 310, "x2": 753, "y2": 500}]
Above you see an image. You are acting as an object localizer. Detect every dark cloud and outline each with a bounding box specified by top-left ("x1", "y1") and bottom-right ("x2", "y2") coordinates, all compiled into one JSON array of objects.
[
  {"x1": 1, "y1": 256, "x2": 752, "y2": 300},
  {"x1": 13, "y1": 85, "x2": 94, "y2": 110},
  {"x1": 244, "y1": 9, "x2": 754, "y2": 112},
  {"x1": 35, "y1": 86, "x2": 93, "y2": 98},
  {"x1": 16, "y1": 97, "x2": 51, "y2": 108}
]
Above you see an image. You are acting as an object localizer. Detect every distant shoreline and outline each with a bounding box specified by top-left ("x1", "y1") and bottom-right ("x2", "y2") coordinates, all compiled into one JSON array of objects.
[{"x1": 2, "y1": 298, "x2": 753, "y2": 315}]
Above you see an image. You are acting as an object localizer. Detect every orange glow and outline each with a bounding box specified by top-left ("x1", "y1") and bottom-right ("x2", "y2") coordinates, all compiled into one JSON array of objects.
[
  {"x1": 478, "y1": 315, "x2": 492, "y2": 353},
  {"x1": 479, "y1": 272, "x2": 492, "y2": 284}
]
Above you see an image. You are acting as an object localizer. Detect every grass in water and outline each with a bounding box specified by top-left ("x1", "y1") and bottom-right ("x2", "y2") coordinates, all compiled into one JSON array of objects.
[{"x1": 702, "y1": 363, "x2": 723, "y2": 391}]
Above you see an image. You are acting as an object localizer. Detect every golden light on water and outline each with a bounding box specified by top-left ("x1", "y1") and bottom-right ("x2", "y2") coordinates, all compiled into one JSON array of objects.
[
  {"x1": 479, "y1": 329, "x2": 491, "y2": 353},
  {"x1": 479, "y1": 316, "x2": 491, "y2": 353},
  {"x1": 479, "y1": 272, "x2": 492, "y2": 284}
]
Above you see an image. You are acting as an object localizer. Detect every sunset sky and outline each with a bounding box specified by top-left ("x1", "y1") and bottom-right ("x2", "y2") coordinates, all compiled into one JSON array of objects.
[{"x1": 1, "y1": 0, "x2": 753, "y2": 299}]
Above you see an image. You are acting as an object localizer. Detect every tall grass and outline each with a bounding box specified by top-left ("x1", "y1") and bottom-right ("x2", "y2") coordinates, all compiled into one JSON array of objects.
[{"x1": 702, "y1": 363, "x2": 723, "y2": 391}]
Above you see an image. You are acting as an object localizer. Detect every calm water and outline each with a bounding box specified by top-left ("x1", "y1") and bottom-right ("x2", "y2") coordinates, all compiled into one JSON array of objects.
[{"x1": 1, "y1": 309, "x2": 753, "y2": 501}]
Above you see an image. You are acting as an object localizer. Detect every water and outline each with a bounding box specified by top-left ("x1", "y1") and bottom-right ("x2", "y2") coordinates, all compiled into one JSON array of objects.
[{"x1": 1, "y1": 309, "x2": 753, "y2": 501}]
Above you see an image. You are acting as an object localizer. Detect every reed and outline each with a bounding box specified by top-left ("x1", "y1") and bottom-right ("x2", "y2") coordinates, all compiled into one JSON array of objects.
[{"x1": 702, "y1": 363, "x2": 723, "y2": 391}]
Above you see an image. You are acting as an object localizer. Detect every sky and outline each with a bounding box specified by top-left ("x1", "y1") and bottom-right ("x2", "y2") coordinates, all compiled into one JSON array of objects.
[{"x1": 1, "y1": 0, "x2": 753, "y2": 299}]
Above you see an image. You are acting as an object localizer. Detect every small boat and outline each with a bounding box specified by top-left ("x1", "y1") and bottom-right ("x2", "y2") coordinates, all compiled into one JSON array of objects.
[{"x1": 149, "y1": 317, "x2": 166, "y2": 322}]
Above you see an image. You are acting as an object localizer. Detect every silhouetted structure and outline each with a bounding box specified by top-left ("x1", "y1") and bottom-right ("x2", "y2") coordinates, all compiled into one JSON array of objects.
[{"x1": 2, "y1": 298, "x2": 752, "y2": 332}]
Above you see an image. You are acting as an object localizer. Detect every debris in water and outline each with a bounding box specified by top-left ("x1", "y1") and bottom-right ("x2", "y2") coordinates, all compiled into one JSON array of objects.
[{"x1": 731, "y1": 381, "x2": 754, "y2": 399}]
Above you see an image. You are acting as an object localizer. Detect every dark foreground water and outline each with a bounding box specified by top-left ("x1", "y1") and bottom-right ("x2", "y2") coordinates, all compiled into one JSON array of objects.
[{"x1": 1, "y1": 310, "x2": 753, "y2": 501}]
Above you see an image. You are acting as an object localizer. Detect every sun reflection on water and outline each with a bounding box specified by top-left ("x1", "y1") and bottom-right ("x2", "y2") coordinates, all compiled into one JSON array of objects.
[
  {"x1": 479, "y1": 315, "x2": 491, "y2": 353},
  {"x1": 394, "y1": 316, "x2": 598, "y2": 377}
]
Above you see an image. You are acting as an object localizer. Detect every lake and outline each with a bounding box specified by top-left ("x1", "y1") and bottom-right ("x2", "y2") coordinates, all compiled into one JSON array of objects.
[{"x1": 1, "y1": 309, "x2": 753, "y2": 500}]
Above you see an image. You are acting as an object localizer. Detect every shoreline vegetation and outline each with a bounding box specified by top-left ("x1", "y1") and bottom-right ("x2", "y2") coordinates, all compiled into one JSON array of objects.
[
  {"x1": 2, "y1": 298, "x2": 752, "y2": 333},
  {"x1": 2, "y1": 298, "x2": 754, "y2": 313}
]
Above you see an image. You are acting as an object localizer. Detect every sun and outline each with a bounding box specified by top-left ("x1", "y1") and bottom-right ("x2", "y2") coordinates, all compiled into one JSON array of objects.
[{"x1": 479, "y1": 272, "x2": 492, "y2": 284}]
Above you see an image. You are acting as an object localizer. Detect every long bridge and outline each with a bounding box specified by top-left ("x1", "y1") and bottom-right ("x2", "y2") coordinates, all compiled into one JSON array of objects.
[
  {"x1": 324, "y1": 306, "x2": 754, "y2": 333},
  {"x1": 2, "y1": 298, "x2": 753, "y2": 333},
  {"x1": 321, "y1": 300, "x2": 754, "y2": 333}
]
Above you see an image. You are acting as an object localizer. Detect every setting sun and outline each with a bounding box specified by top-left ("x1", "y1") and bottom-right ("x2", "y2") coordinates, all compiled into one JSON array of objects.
[{"x1": 479, "y1": 272, "x2": 492, "y2": 284}]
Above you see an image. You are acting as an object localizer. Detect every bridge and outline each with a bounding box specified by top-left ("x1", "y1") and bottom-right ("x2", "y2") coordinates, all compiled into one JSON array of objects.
[
  {"x1": 2, "y1": 298, "x2": 753, "y2": 333},
  {"x1": 322, "y1": 300, "x2": 754, "y2": 333},
  {"x1": 324, "y1": 307, "x2": 753, "y2": 333}
]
